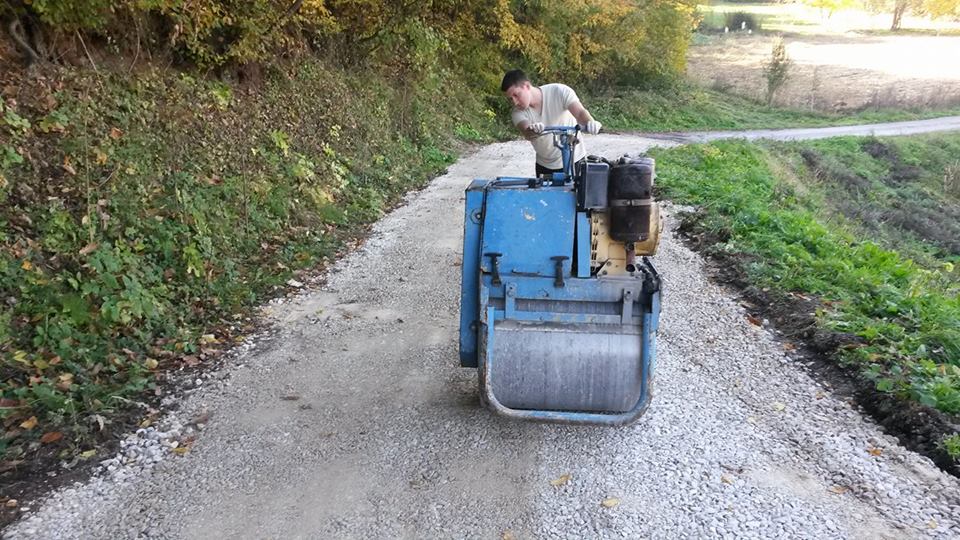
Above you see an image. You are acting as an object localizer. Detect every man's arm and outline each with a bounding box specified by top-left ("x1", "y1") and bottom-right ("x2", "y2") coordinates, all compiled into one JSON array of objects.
[
  {"x1": 567, "y1": 101, "x2": 601, "y2": 134},
  {"x1": 516, "y1": 120, "x2": 544, "y2": 141}
]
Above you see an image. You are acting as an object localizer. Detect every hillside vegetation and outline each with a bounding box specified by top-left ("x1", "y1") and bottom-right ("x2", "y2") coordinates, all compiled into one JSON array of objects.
[{"x1": 651, "y1": 135, "x2": 960, "y2": 464}]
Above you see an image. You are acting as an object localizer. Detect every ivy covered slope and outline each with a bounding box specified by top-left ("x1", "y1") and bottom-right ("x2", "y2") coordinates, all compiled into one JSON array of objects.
[{"x1": 0, "y1": 60, "x2": 497, "y2": 461}]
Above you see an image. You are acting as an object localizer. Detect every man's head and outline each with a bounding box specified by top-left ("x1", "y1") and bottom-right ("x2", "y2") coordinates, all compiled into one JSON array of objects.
[{"x1": 501, "y1": 69, "x2": 533, "y2": 110}]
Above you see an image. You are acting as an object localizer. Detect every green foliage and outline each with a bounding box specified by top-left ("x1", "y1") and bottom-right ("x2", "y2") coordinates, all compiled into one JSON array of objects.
[
  {"x1": 803, "y1": 0, "x2": 857, "y2": 17},
  {"x1": 651, "y1": 139, "x2": 960, "y2": 415},
  {"x1": 7, "y1": 0, "x2": 698, "y2": 85},
  {"x1": 725, "y1": 11, "x2": 761, "y2": 32},
  {"x1": 0, "y1": 57, "x2": 477, "y2": 459},
  {"x1": 943, "y1": 433, "x2": 960, "y2": 460},
  {"x1": 764, "y1": 36, "x2": 791, "y2": 106},
  {"x1": 588, "y1": 86, "x2": 960, "y2": 132}
]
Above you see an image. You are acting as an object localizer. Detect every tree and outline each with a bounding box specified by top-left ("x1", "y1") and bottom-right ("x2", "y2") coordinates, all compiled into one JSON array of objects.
[
  {"x1": 891, "y1": 0, "x2": 911, "y2": 29},
  {"x1": 862, "y1": 0, "x2": 960, "y2": 31},
  {"x1": 763, "y1": 36, "x2": 791, "y2": 106}
]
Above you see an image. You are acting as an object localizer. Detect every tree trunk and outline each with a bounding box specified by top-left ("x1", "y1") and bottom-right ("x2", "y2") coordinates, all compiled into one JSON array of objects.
[{"x1": 891, "y1": 1, "x2": 908, "y2": 31}]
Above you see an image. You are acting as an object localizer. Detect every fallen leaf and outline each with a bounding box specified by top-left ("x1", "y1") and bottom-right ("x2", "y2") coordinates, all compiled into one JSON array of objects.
[
  {"x1": 601, "y1": 497, "x2": 620, "y2": 508},
  {"x1": 0, "y1": 461, "x2": 24, "y2": 473},
  {"x1": 62, "y1": 159, "x2": 77, "y2": 176},
  {"x1": 20, "y1": 260, "x2": 32, "y2": 271},
  {"x1": 171, "y1": 446, "x2": 190, "y2": 455},
  {"x1": 94, "y1": 150, "x2": 108, "y2": 165},
  {"x1": 182, "y1": 355, "x2": 200, "y2": 367},
  {"x1": 549, "y1": 473, "x2": 572, "y2": 487},
  {"x1": 4, "y1": 499, "x2": 17, "y2": 508},
  {"x1": 109, "y1": 127, "x2": 123, "y2": 139},
  {"x1": 80, "y1": 449, "x2": 97, "y2": 459},
  {"x1": 868, "y1": 447, "x2": 882, "y2": 457},
  {"x1": 191, "y1": 411, "x2": 210, "y2": 425},
  {"x1": 746, "y1": 314, "x2": 762, "y2": 326},
  {"x1": 772, "y1": 402, "x2": 786, "y2": 412},
  {"x1": 19, "y1": 416, "x2": 38, "y2": 430},
  {"x1": 501, "y1": 531, "x2": 516, "y2": 540},
  {"x1": 40, "y1": 431, "x2": 63, "y2": 444},
  {"x1": 721, "y1": 475, "x2": 734, "y2": 484},
  {"x1": 828, "y1": 485, "x2": 848, "y2": 495},
  {"x1": 144, "y1": 358, "x2": 159, "y2": 370},
  {"x1": 815, "y1": 391, "x2": 826, "y2": 400},
  {"x1": 783, "y1": 342, "x2": 796, "y2": 351},
  {"x1": 79, "y1": 242, "x2": 98, "y2": 256},
  {"x1": 57, "y1": 373, "x2": 74, "y2": 391}
]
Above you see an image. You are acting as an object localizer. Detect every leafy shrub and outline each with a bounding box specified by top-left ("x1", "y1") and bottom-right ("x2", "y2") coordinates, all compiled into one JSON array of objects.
[
  {"x1": 764, "y1": 36, "x2": 791, "y2": 106},
  {"x1": 0, "y1": 57, "x2": 488, "y2": 459},
  {"x1": 3, "y1": 0, "x2": 698, "y2": 86},
  {"x1": 725, "y1": 11, "x2": 761, "y2": 32}
]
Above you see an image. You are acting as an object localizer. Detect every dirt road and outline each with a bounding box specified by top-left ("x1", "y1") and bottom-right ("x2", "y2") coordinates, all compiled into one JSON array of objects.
[{"x1": 6, "y1": 121, "x2": 960, "y2": 539}]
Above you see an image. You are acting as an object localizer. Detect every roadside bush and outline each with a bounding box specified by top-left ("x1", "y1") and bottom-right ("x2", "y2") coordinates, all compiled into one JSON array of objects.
[
  {"x1": 2, "y1": 0, "x2": 698, "y2": 87},
  {"x1": 726, "y1": 11, "x2": 761, "y2": 32}
]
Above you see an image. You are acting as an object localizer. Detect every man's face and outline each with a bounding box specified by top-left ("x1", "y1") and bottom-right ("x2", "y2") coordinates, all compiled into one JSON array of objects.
[{"x1": 504, "y1": 81, "x2": 532, "y2": 110}]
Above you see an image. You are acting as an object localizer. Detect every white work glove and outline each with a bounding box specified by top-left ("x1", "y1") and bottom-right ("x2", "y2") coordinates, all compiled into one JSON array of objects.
[
  {"x1": 584, "y1": 120, "x2": 602, "y2": 135},
  {"x1": 527, "y1": 122, "x2": 544, "y2": 134}
]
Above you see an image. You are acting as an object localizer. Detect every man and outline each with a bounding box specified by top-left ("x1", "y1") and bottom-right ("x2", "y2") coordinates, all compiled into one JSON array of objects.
[{"x1": 501, "y1": 69, "x2": 602, "y2": 176}]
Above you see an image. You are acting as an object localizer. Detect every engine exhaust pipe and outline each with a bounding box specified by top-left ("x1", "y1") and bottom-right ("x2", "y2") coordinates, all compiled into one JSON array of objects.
[{"x1": 624, "y1": 242, "x2": 637, "y2": 274}]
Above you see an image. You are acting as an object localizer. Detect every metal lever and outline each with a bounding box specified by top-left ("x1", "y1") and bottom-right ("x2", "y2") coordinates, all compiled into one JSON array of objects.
[
  {"x1": 551, "y1": 256, "x2": 569, "y2": 287},
  {"x1": 485, "y1": 252, "x2": 503, "y2": 286}
]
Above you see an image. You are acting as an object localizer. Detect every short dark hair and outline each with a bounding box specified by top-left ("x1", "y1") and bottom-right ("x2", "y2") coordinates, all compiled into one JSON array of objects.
[{"x1": 500, "y1": 69, "x2": 529, "y2": 92}]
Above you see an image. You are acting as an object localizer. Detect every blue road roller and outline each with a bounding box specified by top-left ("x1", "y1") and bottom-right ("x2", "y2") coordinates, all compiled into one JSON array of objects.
[{"x1": 458, "y1": 126, "x2": 663, "y2": 426}]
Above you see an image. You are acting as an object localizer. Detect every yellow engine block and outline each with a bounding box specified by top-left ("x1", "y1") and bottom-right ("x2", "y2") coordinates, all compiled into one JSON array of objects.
[{"x1": 590, "y1": 203, "x2": 663, "y2": 277}]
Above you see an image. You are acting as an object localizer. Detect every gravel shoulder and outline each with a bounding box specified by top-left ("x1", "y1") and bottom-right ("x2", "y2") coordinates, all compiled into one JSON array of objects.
[{"x1": 5, "y1": 134, "x2": 960, "y2": 539}]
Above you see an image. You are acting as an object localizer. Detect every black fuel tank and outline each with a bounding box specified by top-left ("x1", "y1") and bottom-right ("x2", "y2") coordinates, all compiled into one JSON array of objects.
[{"x1": 608, "y1": 156, "x2": 655, "y2": 242}]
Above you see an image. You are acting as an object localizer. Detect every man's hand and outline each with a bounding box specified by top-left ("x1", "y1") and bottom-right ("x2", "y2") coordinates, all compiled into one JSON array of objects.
[
  {"x1": 527, "y1": 122, "x2": 544, "y2": 135},
  {"x1": 584, "y1": 120, "x2": 602, "y2": 135}
]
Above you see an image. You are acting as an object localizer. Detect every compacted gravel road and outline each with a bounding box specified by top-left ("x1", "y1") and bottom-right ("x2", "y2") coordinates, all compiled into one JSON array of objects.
[{"x1": 6, "y1": 123, "x2": 960, "y2": 539}]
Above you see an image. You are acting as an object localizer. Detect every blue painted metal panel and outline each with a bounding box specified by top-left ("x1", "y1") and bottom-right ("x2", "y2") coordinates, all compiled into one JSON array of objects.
[
  {"x1": 458, "y1": 179, "x2": 490, "y2": 367},
  {"x1": 575, "y1": 211, "x2": 590, "y2": 278},
  {"x1": 480, "y1": 187, "x2": 576, "y2": 278},
  {"x1": 482, "y1": 274, "x2": 645, "y2": 303}
]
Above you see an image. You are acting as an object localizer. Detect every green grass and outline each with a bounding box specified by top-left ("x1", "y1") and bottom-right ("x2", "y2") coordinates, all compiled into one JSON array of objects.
[
  {"x1": 649, "y1": 137, "x2": 960, "y2": 416},
  {"x1": 0, "y1": 60, "x2": 500, "y2": 463},
  {"x1": 587, "y1": 86, "x2": 960, "y2": 132}
]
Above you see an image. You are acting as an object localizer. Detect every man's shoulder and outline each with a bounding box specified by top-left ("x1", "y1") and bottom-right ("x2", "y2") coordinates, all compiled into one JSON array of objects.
[
  {"x1": 541, "y1": 83, "x2": 572, "y2": 93},
  {"x1": 541, "y1": 83, "x2": 577, "y2": 102}
]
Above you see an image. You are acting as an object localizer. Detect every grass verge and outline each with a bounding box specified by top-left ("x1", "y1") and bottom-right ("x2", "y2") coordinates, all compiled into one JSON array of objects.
[
  {"x1": 649, "y1": 136, "x2": 960, "y2": 469},
  {"x1": 589, "y1": 86, "x2": 960, "y2": 132}
]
